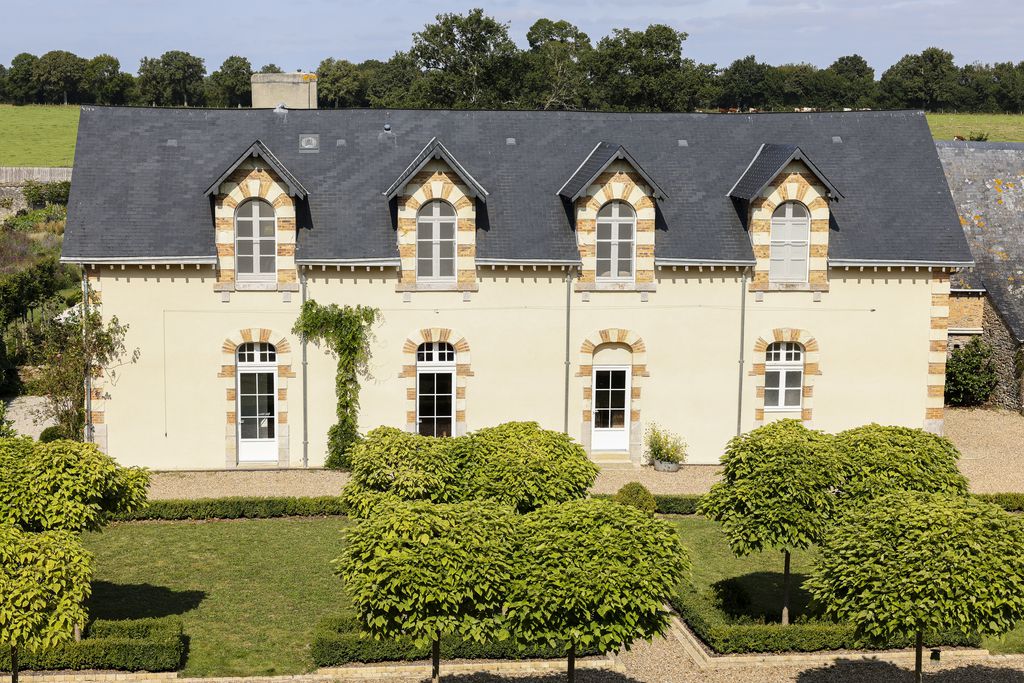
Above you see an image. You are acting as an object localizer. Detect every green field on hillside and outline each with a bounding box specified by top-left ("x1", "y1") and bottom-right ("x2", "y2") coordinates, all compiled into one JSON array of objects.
[
  {"x1": 0, "y1": 105, "x2": 79, "y2": 166},
  {"x1": 0, "y1": 106, "x2": 1022, "y2": 167}
]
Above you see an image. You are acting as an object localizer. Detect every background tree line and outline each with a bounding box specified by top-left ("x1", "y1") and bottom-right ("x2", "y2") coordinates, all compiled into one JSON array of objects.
[{"x1": 1, "y1": 10, "x2": 1023, "y2": 113}]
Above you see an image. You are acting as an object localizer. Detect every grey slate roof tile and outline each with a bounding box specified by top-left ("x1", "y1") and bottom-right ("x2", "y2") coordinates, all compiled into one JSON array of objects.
[{"x1": 63, "y1": 107, "x2": 972, "y2": 268}]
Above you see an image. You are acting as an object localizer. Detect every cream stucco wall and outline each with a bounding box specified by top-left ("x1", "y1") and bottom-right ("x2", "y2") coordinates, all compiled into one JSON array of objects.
[{"x1": 95, "y1": 263, "x2": 939, "y2": 469}]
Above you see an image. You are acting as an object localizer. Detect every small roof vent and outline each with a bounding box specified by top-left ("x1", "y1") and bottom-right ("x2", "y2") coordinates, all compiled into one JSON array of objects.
[
  {"x1": 832, "y1": 136, "x2": 843, "y2": 144},
  {"x1": 165, "y1": 139, "x2": 178, "y2": 147},
  {"x1": 299, "y1": 134, "x2": 319, "y2": 153},
  {"x1": 336, "y1": 138, "x2": 347, "y2": 147},
  {"x1": 273, "y1": 103, "x2": 288, "y2": 113},
  {"x1": 506, "y1": 137, "x2": 516, "y2": 145},
  {"x1": 383, "y1": 123, "x2": 392, "y2": 132},
  {"x1": 677, "y1": 139, "x2": 688, "y2": 147}
]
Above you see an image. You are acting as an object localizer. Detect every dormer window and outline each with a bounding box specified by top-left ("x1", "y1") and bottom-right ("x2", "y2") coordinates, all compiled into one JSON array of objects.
[
  {"x1": 769, "y1": 202, "x2": 809, "y2": 284},
  {"x1": 596, "y1": 201, "x2": 635, "y2": 281},
  {"x1": 235, "y1": 199, "x2": 277, "y2": 282},
  {"x1": 417, "y1": 200, "x2": 457, "y2": 282}
]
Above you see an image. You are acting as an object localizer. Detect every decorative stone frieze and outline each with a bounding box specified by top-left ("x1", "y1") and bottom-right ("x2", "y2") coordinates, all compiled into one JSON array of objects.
[{"x1": 750, "y1": 328, "x2": 821, "y2": 426}]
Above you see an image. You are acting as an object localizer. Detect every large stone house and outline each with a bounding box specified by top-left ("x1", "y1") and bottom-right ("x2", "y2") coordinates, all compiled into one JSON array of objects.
[{"x1": 62, "y1": 106, "x2": 972, "y2": 469}]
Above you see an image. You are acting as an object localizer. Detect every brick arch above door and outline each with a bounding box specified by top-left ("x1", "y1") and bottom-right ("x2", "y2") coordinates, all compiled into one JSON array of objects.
[
  {"x1": 399, "y1": 328, "x2": 473, "y2": 435},
  {"x1": 577, "y1": 328, "x2": 648, "y2": 462}
]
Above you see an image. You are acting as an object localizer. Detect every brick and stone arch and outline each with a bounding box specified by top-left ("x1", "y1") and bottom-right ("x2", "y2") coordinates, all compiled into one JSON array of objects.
[
  {"x1": 396, "y1": 160, "x2": 478, "y2": 292},
  {"x1": 575, "y1": 160, "x2": 656, "y2": 292},
  {"x1": 749, "y1": 161, "x2": 831, "y2": 292},
  {"x1": 750, "y1": 328, "x2": 821, "y2": 426},
  {"x1": 925, "y1": 272, "x2": 951, "y2": 432},
  {"x1": 212, "y1": 159, "x2": 298, "y2": 293},
  {"x1": 576, "y1": 328, "x2": 649, "y2": 460},
  {"x1": 218, "y1": 328, "x2": 294, "y2": 467},
  {"x1": 399, "y1": 328, "x2": 473, "y2": 435}
]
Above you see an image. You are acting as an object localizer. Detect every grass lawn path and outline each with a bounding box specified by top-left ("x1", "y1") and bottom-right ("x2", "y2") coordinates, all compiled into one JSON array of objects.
[{"x1": 83, "y1": 517, "x2": 353, "y2": 677}]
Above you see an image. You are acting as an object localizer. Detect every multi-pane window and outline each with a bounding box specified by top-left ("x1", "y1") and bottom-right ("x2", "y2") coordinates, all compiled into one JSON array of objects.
[
  {"x1": 596, "y1": 201, "x2": 635, "y2": 280},
  {"x1": 593, "y1": 368, "x2": 628, "y2": 429},
  {"x1": 235, "y1": 199, "x2": 277, "y2": 281},
  {"x1": 417, "y1": 200, "x2": 457, "y2": 281},
  {"x1": 764, "y1": 341, "x2": 803, "y2": 410},
  {"x1": 236, "y1": 342, "x2": 277, "y2": 444},
  {"x1": 769, "y1": 202, "x2": 810, "y2": 283},
  {"x1": 416, "y1": 342, "x2": 455, "y2": 437}
]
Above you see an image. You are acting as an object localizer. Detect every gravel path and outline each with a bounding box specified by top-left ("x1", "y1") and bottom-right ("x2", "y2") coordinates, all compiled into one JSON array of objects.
[
  {"x1": 147, "y1": 469, "x2": 350, "y2": 500},
  {"x1": 945, "y1": 407, "x2": 1024, "y2": 493}
]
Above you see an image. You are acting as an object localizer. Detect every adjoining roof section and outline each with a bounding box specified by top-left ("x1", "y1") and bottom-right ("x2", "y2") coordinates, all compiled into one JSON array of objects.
[
  {"x1": 728, "y1": 143, "x2": 842, "y2": 201},
  {"x1": 557, "y1": 141, "x2": 668, "y2": 203},
  {"x1": 384, "y1": 137, "x2": 489, "y2": 202},
  {"x1": 204, "y1": 140, "x2": 308, "y2": 198}
]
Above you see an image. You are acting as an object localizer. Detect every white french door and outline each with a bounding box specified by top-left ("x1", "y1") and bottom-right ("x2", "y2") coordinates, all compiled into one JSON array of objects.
[
  {"x1": 417, "y1": 370, "x2": 455, "y2": 437},
  {"x1": 237, "y1": 367, "x2": 278, "y2": 462},
  {"x1": 591, "y1": 366, "x2": 631, "y2": 451}
]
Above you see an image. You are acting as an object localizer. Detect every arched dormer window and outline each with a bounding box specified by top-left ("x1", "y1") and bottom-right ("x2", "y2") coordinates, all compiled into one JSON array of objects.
[
  {"x1": 236, "y1": 199, "x2": 276, "y2": 282},
  {"x1": 769, "y1": 202, "x2": 810, "y2": 284},
  {"x1": 417, "y1": 200, "x2": 457, "y2": 282},
  {"x1": 596, "y1": 200, "x2": 635, "y2": 281},
  {"x1": 765, "y1": 341, "x2": 803, "y2": 411}
]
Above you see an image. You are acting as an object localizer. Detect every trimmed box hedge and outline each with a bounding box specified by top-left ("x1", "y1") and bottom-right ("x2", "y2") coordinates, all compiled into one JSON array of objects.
[
  {"x1": 0, "y1": 617, "x2": 186, "y2": 672},
  {"x1": 670, "y1": 590, "x2": 980, "y2": 655},
  {"x1": 113, "y1": 496, "x2": 349, "y2": 521},
  {"x1": 311, "y1": 615, "x2": 599, "y2": 666}
]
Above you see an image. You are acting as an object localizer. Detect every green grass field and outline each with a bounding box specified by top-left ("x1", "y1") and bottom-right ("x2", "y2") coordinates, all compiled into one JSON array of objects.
[
  {"x1": 0, "y1": 105, "x2": 79, "y2": 166},
  {"x1": 81, "y1": 514, "x2": 1024, "y2": 676},
  {"x1": 0, "y1": 106, "x2": 1022, "y2": 168}
]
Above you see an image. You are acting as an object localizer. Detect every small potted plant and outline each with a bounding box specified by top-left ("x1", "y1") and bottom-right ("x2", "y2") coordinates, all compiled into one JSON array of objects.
[{"x1": 646, "y1": 424, "x2": 686, "y2": 472}]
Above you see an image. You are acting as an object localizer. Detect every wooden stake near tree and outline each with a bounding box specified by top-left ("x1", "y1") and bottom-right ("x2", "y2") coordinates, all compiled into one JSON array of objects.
[
  {"x1": 807, "y1": 491, "x2": 1024, "y2": 683},
  {"x1": 698, "y1": 419, "x2": 840, "y2": 625}
]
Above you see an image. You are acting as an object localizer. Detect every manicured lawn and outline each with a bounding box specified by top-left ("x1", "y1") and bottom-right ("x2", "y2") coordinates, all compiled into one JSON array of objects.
[
  {"x1": 0, "y1": 105, "x2": 79, "y2": 167},
  {"x1": 927, "y1": 113, "x2": 1024, "y2": 142},
  {"x1": 83, "y1": 517, "x2": 353, "y2": 677}
]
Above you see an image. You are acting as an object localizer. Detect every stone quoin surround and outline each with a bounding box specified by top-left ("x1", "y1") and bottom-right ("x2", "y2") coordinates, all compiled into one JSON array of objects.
[
  {"x1": 577, "y1": 328, "x2": 649, "y2": 461},
  {"x1": 85, "y1": 270, "x2": 108, "y2": 452},
  {"x1": 926, "y1": 272, "x2": 951, "y2": 432},
  {"x1": 399, "y1": 328, "x2": 473, "y2": 435},
  {"x1": 750, "y1": 328, "x2": 821, "y2": 426},
  {"x1": 218, "y1": 328, "x2": 295, "y2": 467}
]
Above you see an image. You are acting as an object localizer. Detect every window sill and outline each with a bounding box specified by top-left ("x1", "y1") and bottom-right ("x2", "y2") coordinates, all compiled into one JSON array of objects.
[
  {"x1": 235, "y1": 281, "x2": 279, "y2": 291},
  {"x1": 576, "y1": 281, "x2": 656, "y2": 293},
  {"x1": 750, "y1": 282, "x2": 828, "y2": 293},
  {"x1": 395, "y1": 282, "x2": 479, "y2": 293},
  {"x1": 763, "y1": 407, "x2": 803, "y2": 413}
]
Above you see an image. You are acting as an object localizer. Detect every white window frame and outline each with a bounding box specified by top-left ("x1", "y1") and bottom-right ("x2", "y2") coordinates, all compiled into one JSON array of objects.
[
  {"x1": 235, "y1": 199, "x2": 277, "y2": 283},
  {"x1": 416, "y1": 200, "x2": 458, "y2": 283},
  {"x1": 595, "y1": 200, "x2": 636, "y2": 283},
  {"x1": 764, "y1": 341, "x2": 803, "y2": 411},
  {"x1": 236, "y1": 342, "x2": 278, "y2": 462},
  {"x1": 415, "y1": 342, "x2": 456, "y2": 437},
  {"x1": 769, "y1": 201, "x2": 810, "y2": 284}
]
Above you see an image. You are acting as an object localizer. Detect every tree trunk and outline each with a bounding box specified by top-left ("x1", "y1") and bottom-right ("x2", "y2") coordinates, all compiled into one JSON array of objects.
[
  {"x1": 781, "y1": 549, "x2": 791, "y2": 626},
  {"x1": 74, "y1": 623, "x2": 82, "y2": 642},
  {"x1": 431, "y1": 638, "x2": 440, "y2": 683},
  {"x1": 11, "y1": 645, "x2": 18, "y2": 683},
  {"x1": 567, "y1": 643, "x2": 576, "y2": 683},
  {"x1": 915, "y1": 631, "x2": 923, "y2": 683}
]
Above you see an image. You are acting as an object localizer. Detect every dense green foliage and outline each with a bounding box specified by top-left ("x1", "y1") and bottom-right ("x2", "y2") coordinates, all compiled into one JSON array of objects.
[
  {"x1": 832, "y1": 424, "x2": 969, "y2": 504},
  {"x1": 0, "y1": 438, "x2": 149, "y2": 532},
  {"x1": 1, "y1": 15, "x2": 1023, "y2": 112},
  {"x1": 807, "y1": 492, "x2": 1024, "y2": 659},
  {"x1": 310, "y1": 614, "x2": 600, "y2": 666},
  {"x1": 292, "y1": 300, "x2": 380, "y2": 469},
  {"x1": 342, "y1": 422, "x2": 598, "y2": 516},
  {"x1": 37, "y1": 427, "x2": 61, "y2": 443},
  {"x1": 336, "y1": 500, "x2": 515, "y2": 650},
  {"x1": 0, "y1": 618, "x2": 185, "y2": 672},
  {"x1": 0, "y1": 403, "x2": 14, "y2": 438},
  {"x1": 0, "y1": 524, "x2": 93, "y2": 667},
  {"x1": 699, "y1": 420, "x2": 841, "y2": 556},
  {"x1": 114, "y1": 495, "x2": 348, "y2": 521},
  {"x1": 21, "y1": 180, "x2": 70, "y2": 208},
  {"x1": 945, "y1": 338, "x2": 999, "y2": 406},
  {"x1": 613, "y1": 482, "x2": 657, "y2": 516},
  {"x1": 507, "y1": 499, "x2": 689, "y2": 657},
  {"x1": 645, "y1": 423, "x2": 687, "y2": 464},
  {"x1": 1, "y1": 205, "x2": 66, "y2": 233}
]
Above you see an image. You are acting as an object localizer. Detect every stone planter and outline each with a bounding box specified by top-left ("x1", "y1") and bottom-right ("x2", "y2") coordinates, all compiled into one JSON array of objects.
[{"x1": 653, "y1": 459, "x2": 681, "y2": 472}]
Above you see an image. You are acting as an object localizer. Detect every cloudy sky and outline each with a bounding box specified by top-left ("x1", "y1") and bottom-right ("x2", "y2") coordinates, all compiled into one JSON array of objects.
[{"x1": 3, "y1": 0, "x2": 1021, "y2": 74}]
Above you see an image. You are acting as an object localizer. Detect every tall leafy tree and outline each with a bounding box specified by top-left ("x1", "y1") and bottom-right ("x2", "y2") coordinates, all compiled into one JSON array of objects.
[
  {"x1": 7, "y1": 53, "x2": 40, "y2": 104},
  {"x1": 410, "y1": 9, "x2": 520, "y2": 108},
  {"x1": 718, "y1": 55, "x2": 782, "y2": 110},
  {"x1": 824, "y1": 54, "x2": 875, "y2": 108},
  {"x1": 879, "y1": 47, "x2": 961, "y2": 110},
  {"x1": 363, "y1": 52, "x2": 424, "y2": 108},
  {"x1": 808, "y1": 492, "x2": 1024, "y2": 683},
  {"x1": 993, "y1": 61, "x2": 1024, "y2": 113},
  {"x1": 83, "y1": 54, "x2": 133, "y2": 105},
  {"x1": 507, "y1": 498, "x2": 689, "y2": 682},
  {"x1": 207, "y1": 55, "x2": 253, "y2": 107},
  {"x1": 522, "y1": 19, "x2": 592, "y2": 110},
  {"x1": 316, "y1": 58, "x2": 364, "y2": 108},
  {"x1": 137, "y1": 51, "x2": 205, "y2": 106},
  {"x1": 698, "y1": 419, "x2": 841, "y2": 625},
  {"x1": 0, "y1": 65, "x2": 8, "y2": 103},
  {"x1": 32, "y1": 51, "x2": 86, "y2": 105},
  {"x1": 258, "y1": 63, "x2": 283, "y2": 74}
]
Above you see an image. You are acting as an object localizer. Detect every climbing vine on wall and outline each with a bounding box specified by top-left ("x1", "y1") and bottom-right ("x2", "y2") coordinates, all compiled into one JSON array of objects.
[{"x1": 293, "y1": 300, "x2": 380, "y2": 469}]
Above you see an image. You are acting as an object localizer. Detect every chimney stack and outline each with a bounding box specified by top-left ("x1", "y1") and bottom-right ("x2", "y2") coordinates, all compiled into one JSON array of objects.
[{"x1": 251, "y1": 72, "x2": 318, "y2": 109}]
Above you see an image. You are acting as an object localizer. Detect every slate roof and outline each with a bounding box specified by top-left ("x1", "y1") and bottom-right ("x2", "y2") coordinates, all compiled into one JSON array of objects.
[
  {"x1": 204, "y1": 140, "x2": 308, "y2": 198},
  {"x1": 937, "y1": 141, "x2": 1024, "y2": 340},
  {"x1": 384, "y1": 137, "x2": 489, "y2": 201},
  {"x1": 728, "y1": 143, "x2": 841, "y2": 201},
  {"x1": 63, "y1": 107, "x2": 972, "y2": 267},
  {"x1": 557, "y1": 141, "x2": 667, "y2": 202}
]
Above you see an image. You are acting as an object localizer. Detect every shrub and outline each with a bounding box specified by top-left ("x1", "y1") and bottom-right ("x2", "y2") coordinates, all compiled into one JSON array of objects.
[
  {"x1": 0, "y1": 402, "x2": 15, "y2": 438},
  {"x1": 646, "y1": 423, "x2": 686, "y2": 464},
  {"x1": 945, "y1": 338, "x2": 998, "y2": 406},
  {"x1": 341, "y1": 427, "x2": 464, "y2": 517},
  {"x1": 653, "y1": 494, "x2": 702, "y2": 515},
  {"x1": 978, "y1": 492, "x2": 1024, "y2": 512},
  {"x1": 458, "y1": 422, "x2": 599, "y2": 513},
  {"x1": 1, "y1": 205, "x2": 66, "y2": 232},
  {"x1": 613, "y1": 482, "x2": 657, "y2": 516},
  {"x1": 114, "y1": 496, "x2": 348, "y2": 521},
  {"x1": 37, "y1": 426, "x2": 62, "y2": 443},
  {"x1": 22, "y1": 180, "x2": 71, "y2": 208},
  {"x1": 832, "y1": 424, "x2": 969, "y2": 504},
  {"x1": 0, "y1": 617, "x2": 185, "y2": 672}
]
